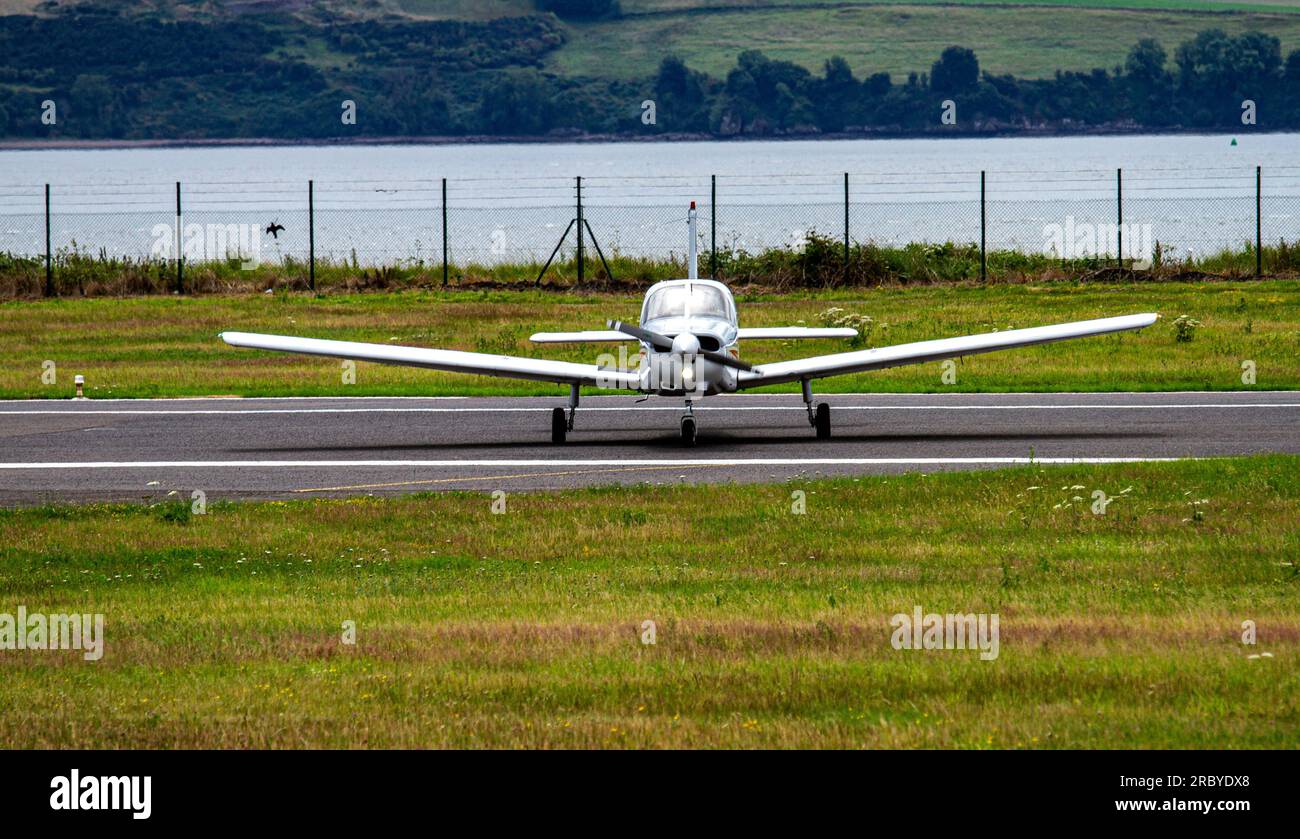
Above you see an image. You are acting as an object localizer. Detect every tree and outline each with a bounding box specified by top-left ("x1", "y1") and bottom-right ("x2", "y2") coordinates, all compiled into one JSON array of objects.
[
  {"x1": 536, "y1": 0, "x2": 620, "y2": 19},
  {"x1": 726, "y1": 50, "x2": 815, "y2": 130},
  {"x1": 864, "y1": 72, "x2": 891, "y2": 97},
  {"x1": 811, "y1": 56, "x2": 858, "y2": 132},
  {"x1": 1176, "y1": 29, "x2": 1282, "y2": 125},
  {"x1": 1229, "y1": 31, "x2": 1282, "y2": 90},
  {"x1": 1124, "y1": 39, "x2": 1172, "y2": 124},
  {"x1": 1125, "y1": 39, "x2": 1168, "y2": 85},
  {"x1": 652, "y1": 55, "x2": 710, "y2": 131},
  {"x1": 1175, "y1": 29, "x2": 1233, "y2": 92},
  {"x1": 478, "y1": 70, "x2": 555, "y2": 134},
  {"x1": 930, "y1": 46, "x2": 979, "y2": 94},
  {"x1": 68, "y1": 73, "x2": 124, "y2": 137}
]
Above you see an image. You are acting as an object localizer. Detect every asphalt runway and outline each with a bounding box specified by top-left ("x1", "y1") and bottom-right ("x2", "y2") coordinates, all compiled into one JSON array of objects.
[{"x1": 0, "y1": 391, "x2": 1297, "y2": 504}]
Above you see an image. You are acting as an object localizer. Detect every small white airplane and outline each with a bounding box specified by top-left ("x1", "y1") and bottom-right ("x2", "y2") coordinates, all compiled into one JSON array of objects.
[{"x1": 221, "y1": 203, "x2": 1157, "y2": 445}]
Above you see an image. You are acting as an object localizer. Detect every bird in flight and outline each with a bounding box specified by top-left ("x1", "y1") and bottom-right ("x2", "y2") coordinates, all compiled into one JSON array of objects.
[{"x1": 265, "y1": 222, "x2": 285, "y2": 239}]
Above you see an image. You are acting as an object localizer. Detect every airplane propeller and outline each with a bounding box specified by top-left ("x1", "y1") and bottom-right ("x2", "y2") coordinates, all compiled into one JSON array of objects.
[{"x1": 607, "y1": 320, "x2": 753, "y2": 371}]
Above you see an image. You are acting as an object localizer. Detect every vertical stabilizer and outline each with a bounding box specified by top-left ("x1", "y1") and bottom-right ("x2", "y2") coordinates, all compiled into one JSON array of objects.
[{"x1": 688, "y1": 201, "x2": 698, "y2": 280}]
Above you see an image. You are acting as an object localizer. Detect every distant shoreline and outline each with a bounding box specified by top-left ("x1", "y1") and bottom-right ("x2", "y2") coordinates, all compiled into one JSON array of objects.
[{"x1": 0, "y1": 126, "x2": 1287, "y2": 152}]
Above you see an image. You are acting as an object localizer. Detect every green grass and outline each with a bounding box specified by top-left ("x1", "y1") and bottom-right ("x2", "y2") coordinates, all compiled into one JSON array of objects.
[
  {"x1": 150, "y1": 0, "x2": 1300, "y2": 82},
  {"x1": 0, "y1": 455, "x2": 1295, "y2": 747},
  {"x1": 2, "y1": 281, "x2": 1297, "y2": 398},
  {"x1": 394, "y1": 0, "x2": 537, "y2": 18},
  {"x1": 617, "y1": 0, "x2": 1300, "y2": 13},
  {"x1": 547, "y1": 4, "x2": 1300, "y2": 81},
  {"x1": 20, "y1": 1, "x2": 1300, "y2": 85}
]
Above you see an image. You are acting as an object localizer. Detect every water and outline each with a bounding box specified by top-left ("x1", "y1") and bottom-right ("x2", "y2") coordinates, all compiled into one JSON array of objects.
[{"x1": 0, "y1": 133, "x2": 1296, "y2": 266}]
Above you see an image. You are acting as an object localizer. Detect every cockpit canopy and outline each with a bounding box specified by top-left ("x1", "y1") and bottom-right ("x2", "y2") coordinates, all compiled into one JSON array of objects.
[{"x1": 641, "y1": 280, "x2": 736, "y2": 324}]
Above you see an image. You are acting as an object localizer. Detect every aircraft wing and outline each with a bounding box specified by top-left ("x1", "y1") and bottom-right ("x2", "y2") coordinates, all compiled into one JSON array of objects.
[
  {"x1": 736, "y1": 313, "x2": 1158, "y2": 388},
  {"x1": 220, "y1": 331, "x2": 640, "y2": 390},
  {"x1": 736, "y1": 327, "x2": 858, "y2": 340},
  {"x1": 529, "y1": 330, "x2": 632, "y2": 343},
  {"x1": 531, "y1": 327, "x2": 860, "y2": 343}
]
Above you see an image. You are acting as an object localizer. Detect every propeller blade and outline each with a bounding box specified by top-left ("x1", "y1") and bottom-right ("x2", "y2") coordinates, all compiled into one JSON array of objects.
[
  {"x1": 606, "y1": 320, "x2": 754, "y2": 371},
  {"x1": 607, "y1": 320, "x2": 672, "y2": 351},
  {"x1": 701, "y1": 349, "x2": 754, "y2": 371}
]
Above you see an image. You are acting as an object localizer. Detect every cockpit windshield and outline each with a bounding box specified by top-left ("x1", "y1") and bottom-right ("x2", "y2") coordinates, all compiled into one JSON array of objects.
[{"x1": 644, "y1": 283, "x2": 730, "y2": 321}]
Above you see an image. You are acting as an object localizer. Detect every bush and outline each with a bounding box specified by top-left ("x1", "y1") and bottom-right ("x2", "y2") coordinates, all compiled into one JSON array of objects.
[
  {"x1": 1172, "y1": 314, "x2": 1202, "y2": 342},
  {"x1": 536, "y1": 0, "x2": 621, "y2": 19}
]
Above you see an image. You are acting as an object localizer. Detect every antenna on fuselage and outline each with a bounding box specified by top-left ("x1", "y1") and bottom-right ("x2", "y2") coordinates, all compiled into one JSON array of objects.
[{"x1": 687, "y1": 201, "x2": 698, "y2": 280}]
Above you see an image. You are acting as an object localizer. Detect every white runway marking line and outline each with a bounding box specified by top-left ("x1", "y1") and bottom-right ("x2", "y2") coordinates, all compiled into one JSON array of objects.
[
  {"x1": 0, "y1": 457, "x2": 1185, "y2": 470},
  {"x1": 2, "y1": 403, "x2": 1299, "y2": 415}
]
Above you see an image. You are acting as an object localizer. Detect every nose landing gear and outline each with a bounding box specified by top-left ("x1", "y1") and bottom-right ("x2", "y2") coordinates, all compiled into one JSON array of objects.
[{"x1": 680, "y1": 400, "x2": 697, "y2": 446}]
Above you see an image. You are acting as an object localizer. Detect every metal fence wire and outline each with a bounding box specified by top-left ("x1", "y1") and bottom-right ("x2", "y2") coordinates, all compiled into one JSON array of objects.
[{"x1": 3, "y1": 166, "x2": 1297, "y2": 294}]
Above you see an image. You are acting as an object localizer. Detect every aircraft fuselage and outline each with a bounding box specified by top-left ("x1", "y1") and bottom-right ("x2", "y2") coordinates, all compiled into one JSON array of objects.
[{"x1": 637, "y1": 279, "x2": 741, "y2": 397}]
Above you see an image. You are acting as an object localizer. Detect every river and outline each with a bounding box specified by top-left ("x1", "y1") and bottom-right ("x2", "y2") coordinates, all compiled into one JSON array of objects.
[{"x1": 0, "y1": 133, "x2": 1295, "y2": 266}]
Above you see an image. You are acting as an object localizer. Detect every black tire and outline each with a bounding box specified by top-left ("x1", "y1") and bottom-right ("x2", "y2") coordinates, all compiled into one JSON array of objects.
[
  {"x1": 551, "y1": 407, "x2": 567, "y2": 444},
  {"x1": 815, "y1": 402, "x2": 831, "y2": 439},
  {"x1": 681, "y1": 416, "x2": 697, "y2": 447}
]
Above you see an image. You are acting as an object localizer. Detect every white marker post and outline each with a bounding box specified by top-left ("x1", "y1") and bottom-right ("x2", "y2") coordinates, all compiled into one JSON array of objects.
[{"x1": 687, "y1": 201, "x2": 698, "y2": 280}]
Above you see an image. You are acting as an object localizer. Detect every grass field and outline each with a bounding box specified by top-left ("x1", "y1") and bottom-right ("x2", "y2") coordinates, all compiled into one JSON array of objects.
[
  {"x1": 0, "y1": 455, "x2": 1295, "y2": 748},
  {"x1": 1, "y1": 281, "x2": 1296, "y2": 399},
  {"x1": 549, "y1": 4, "x2": 1300, "y2": 81},
  {"x1": 614, "y1": 0, "x2": 1300, "y2": 12},
  {"x1": 15, "y1": 1, "x2": 1300, "y2": 83}
]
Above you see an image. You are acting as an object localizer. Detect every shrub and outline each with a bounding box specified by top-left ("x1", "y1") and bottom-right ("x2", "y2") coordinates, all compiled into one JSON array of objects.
[{"x1": 1172, "y1": 314, "x2": 1202, "y2": 342}]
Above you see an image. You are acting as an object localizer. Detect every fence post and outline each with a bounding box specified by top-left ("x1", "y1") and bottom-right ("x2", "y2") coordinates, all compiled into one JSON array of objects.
[
  {"x1": 1116, "y1": 168, "x2": 1123, "y2": 269},
  {"x1": 175, "y1": 181, "x2": 183, "y2": 293},
  {"x1": 843, "y1": 172, "x2": 850, "y2": 282},
  {"x1": 710, "y1": 174, "x2": 717, "y2": 279},
  {"x1": 308, "y1": 179, "x2": 315, "y2": 292},
  {"x1": 44, "y1": 184, "x2": 52, "y2": 297},
  {"x1": 441, "y1": 178, "x2": 448, "y2": 287},
  {"x1": 980, "y1": 171, "x2": 986, "y2": 282},
  {"x1": 575, "y1": 176, "x2": 584, "y2": 285},
  {"x1": 1256, "y1": 165, "x2": 1262, "y2": 277}
]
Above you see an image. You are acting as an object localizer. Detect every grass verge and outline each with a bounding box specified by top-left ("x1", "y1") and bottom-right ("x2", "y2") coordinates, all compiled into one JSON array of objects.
[
  {"x1": 1, "y1": 280, "x2": 1297, "y2": 398},
  {"x1": 0, "y1": 455, "x2": 1295, "y2": 747}
]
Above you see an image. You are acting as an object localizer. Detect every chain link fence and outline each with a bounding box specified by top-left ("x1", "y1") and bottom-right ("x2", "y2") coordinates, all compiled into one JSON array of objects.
[{"x1": 2, "y1": 165, "x2": 1297, "y2": 295}]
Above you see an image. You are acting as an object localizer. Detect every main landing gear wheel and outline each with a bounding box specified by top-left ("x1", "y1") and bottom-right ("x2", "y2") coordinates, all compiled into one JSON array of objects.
[
  {"x1": 801, "y1": 381, "x2": 831, "y2": 440},
  {"x1": 552, "y1": 383, "x2": 579, "y2": 444},
  {"x1": 680, "y1": 415, "x2": 697, "y2": 447},
  {"x1": 815, "y1": 402, "x2": 831, "y2": 439},
  {"x1": 551, "y1": 407, "x2": 567, "y2": 444}
]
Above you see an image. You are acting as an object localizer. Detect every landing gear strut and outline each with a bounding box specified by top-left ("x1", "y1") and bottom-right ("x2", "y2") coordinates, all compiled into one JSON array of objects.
[
  {"x1": 802, "y1": 379, "x2": 831, "y2": 439},
  {"x1": 680, "y1": 400, "x2": 697, "y2": 447},
  {"x1": 551, "y1": 383, "x2": 580, "y2": 444}
]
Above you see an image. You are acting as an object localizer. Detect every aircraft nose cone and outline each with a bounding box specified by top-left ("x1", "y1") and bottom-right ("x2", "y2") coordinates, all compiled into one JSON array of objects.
[{"x1": 671, "y1": 332, "x2": 700, "y2": 357}]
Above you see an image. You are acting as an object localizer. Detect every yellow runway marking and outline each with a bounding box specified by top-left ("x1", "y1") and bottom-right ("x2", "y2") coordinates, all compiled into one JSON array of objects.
[{"x1": 293, "y1": 463, "x2": 714, "y2": 493}]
